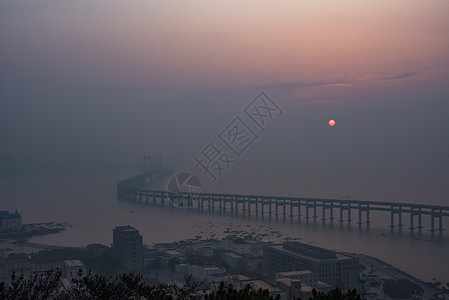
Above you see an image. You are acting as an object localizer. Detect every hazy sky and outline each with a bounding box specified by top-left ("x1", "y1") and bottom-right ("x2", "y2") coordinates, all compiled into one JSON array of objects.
[{"x1": 1, "y1": 1, "x2": 448, "y2": 203}]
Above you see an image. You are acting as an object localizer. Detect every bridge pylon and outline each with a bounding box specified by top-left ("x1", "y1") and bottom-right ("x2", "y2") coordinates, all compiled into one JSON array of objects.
[{"x1": 143, "y1": 155, "x2": 162, "y2": 182}]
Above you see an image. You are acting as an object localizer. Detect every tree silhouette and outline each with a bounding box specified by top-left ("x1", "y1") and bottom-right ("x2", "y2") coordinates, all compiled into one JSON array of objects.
[
  {"x1": 205, "y1": 282, "x2": 280, "y2": 300},
  {"x1": 309, "y1": 287, "x2": 361, "y2": 300},
  {"x1": 1, "y1": 270, "x2": 61, "y2": 300},
  {"x1": 0, "y1": 269, "x2": 360, "y2": 300}
]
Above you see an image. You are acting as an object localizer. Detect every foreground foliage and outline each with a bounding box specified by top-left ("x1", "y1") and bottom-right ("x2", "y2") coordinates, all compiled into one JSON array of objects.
[
  {"x1": 0, "y1": 269, "x2": 360, "y2": 300},
  {"x1": 205, "y1": 282, "x2": 280, "y2": 300},
  {"x1": 0, "y1": 269, "x2": 204, "y2": 300},
  {"x1": 310, "y1": 287, "x2": 361, "y2": 300}
]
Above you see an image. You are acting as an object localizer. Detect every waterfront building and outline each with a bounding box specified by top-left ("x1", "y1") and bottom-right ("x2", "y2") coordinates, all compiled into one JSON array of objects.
[
  {"x1": 222, "y1": 236, "x2": 270, "y2": 256},
  {"x1": 112, "y1": 225, "x2": 143, "y2": 271},
  {"x1": 221, "y1": 251, "x2": 248, "y2": 271},
  {"x1": 222, "y1": 237, "x2": 251, "y2": 254},
  {"x1": 0, "y1": 210, "x2": 22, "y2": 231},
  {"x1": 275, "y1": 270, "x2": 318, "y2": 286},
  {"x1": 264, "y1": 242, "x2": 360, "y2": 289}
]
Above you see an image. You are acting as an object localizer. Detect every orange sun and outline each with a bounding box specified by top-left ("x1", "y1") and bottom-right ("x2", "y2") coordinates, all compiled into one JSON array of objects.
[{"x1": 329, "y1": 120, "x2": 335, "y2": 127}]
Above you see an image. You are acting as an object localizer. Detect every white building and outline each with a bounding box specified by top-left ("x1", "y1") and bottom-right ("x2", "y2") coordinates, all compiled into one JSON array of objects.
[
  {"x1": 265, "y1": 242, "x2": 360, "y2": 289},
  {"x1": 0, "y1": 210, "x2": 22, "y2": 231},
  {"x1": 222, "y1": 237, "x2": 251, "y2": 254}
]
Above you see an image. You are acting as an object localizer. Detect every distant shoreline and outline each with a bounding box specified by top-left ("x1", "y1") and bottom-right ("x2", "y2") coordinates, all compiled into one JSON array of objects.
[{"x1": 0, "y1": 222, "x2": 70, "y2": 240}]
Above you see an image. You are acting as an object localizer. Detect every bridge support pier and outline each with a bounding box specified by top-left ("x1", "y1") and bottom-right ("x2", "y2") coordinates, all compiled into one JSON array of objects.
[
  {"x1": 347, "y1": 205, "x2": 351, "y2": 225},
  {"x1": 305, "y1": 202, "x2": 310, "y2": 222},
  {"x1": 339, "y1": 203, "x2": 343, "y2": 224},
  {"x1": 274, "y1": 199, "x2": 279, "y2": 220},
  {"x1": 290, "y1": 201, "x2": 293, "y2": 220},
  {"x1": 358, "y1": 203, "x2": 362, "y2": 225},
  {"x1": 418, "y1": 208, "x2": 422, "y2": 230},
  {"x1": 255, "y1": 198, "x2": 259, "y2": 216},
  {"x1": 330, "y1": 202, "x2": 334, "y2": 223},
  {"x1": 322, "y1": 203, "x2": 326, "y2": 223},
  {"x1": 366, "y1": 205, "x2": 370, "y2": 225},
  {"x1": 269, "y1": 199, "x2": 272, "y2": 218},
  {"x1": 283, "y1": 199, "x2": 286, "y2": 220},
  {"x1": 431, "y1": 209, "x2": 435, "y2": 233},
  {"x1": 390, "y1": 206, "x2": 395, "y2": 229}
]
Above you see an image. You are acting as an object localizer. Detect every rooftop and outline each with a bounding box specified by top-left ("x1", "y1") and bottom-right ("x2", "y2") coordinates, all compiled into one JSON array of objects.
[
  {"x1": 192, "y1": 264, "x2": 224, "y2": 271},
  {"x1": 64, "y1": 259, "x2": 84, "y2": 268},
  {"x1": 268, "y1": 243, "x2": 354, "y2": 263},
  {"x1": 222, "y1": 251, "x2": 244, "y2": 258},
  {"x1": 164, "y1": 250, "x2": 182, "y2": 256},
  {"x1": 224, "y1": 237, "x2": 247, "y2": 244},
  {"x1": 277, "y1": 270, "x2": 313, "y2": 277},
  {"x1": 114, "y1": 225, "x2": 140, "y2": 235},
  {"x1": 275, "y1": 277, "x2": 302, "y2": 286},
  {"x1": 283, "y1": 242, "x2": 336, "y2": 259},
  {"x1": 242, "y1": 280, "x2": 283, "y2": 293}
]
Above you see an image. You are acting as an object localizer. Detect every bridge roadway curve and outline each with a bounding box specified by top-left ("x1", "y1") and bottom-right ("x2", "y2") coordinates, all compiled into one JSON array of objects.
[{"x1": 117, "y1": 172, "x2": 449, "y2": 233}]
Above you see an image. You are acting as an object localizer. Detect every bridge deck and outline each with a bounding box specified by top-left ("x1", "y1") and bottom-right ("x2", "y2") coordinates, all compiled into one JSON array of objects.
[{"x1": 117, "y1": 172, "x2": 449, "y2": 232}]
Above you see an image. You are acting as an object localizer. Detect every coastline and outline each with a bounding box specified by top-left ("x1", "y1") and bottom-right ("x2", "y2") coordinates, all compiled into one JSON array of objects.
[
  {"x1": 0, "y1": 222, "x2": 70, "y2": 240},
  {"x1": 344, "y1": 252, "x2": 447, "y2": 298},
  {"x1": 1, "y1": 234, "x2": 448, "y2": 299}
]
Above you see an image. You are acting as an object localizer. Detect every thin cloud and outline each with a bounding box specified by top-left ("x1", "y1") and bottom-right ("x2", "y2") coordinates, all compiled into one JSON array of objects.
[
  {"x1": 379, "y1": 71, "x2": 420, "y2": 81},
  {"x1": 257, "y1": 70, "x2": 423, "y2": 94}
]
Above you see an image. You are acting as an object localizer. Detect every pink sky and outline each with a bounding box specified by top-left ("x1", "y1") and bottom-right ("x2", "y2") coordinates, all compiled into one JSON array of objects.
[{"x1": 2, "y1": 0, "x2": 448, "y2": 89}]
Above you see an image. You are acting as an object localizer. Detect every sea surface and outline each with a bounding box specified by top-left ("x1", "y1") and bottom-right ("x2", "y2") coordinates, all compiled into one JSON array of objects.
[{"x1": 0, "y1": 169, "x2": 448, "y2": 285}]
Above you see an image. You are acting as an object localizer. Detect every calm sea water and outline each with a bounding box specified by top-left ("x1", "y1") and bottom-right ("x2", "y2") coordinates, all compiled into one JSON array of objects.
[{"x1": 0, "y1": 170, "x2": 447, "y2": 284}]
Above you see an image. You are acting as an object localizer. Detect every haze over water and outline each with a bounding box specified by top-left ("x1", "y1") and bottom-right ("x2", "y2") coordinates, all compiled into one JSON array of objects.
[
  {"x1": 1, "y1": 0, "x2": 449, "y2": 290},
  {"x1": 1, "y1": 169, "x2": 448, "y2": 285}
]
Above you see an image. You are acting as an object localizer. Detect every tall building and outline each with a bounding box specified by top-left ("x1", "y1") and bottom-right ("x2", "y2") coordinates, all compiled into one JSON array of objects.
[
  {"x1": 264, "y1": 242, "x2": 360, "y2": 289},
  {"x1": 112, "y1": 225, "x2": 143, "y2": 271}
]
